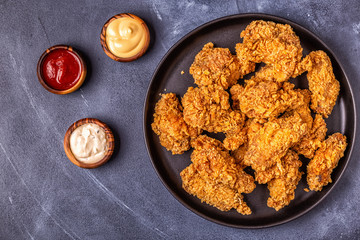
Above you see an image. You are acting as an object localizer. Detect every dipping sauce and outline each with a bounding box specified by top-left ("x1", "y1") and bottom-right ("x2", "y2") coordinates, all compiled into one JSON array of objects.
[
  {"x1": 70, "y1": 123, "x2": 108, "y2": 164},
  {"x1": 105, "y1": 16, "x2": 147, "y2": 58},
  {"x1": 41, "y1": 48, "x2": 82, "y2": 90}
]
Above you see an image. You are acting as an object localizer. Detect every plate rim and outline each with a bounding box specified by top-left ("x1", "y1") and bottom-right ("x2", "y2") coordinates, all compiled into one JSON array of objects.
[{"x1": 143, "y1": 13, "x2": 357, "y2": 229}]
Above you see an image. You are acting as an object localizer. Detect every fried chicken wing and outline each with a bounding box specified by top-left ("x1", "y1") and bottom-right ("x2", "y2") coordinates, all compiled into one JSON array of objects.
[
  {"x1": 222, "y1": 124, "x2": 248, "y2": 151},
  {"x1": 246, "y1": 118, "x2": 268, "y2": 140},
  {"x1": 231, "y1": 118, "x2": 266, "y2": 165},
  {"x1": 189, "y1": 42, "x2": 252, "y2": 89},
  {"x1": 182, "y1": 85, "x2": 232, "y2": 132},
  {"x1": 230, "y1": 79, "x2": 306, "y2": 119},
  {"x1": 151, "y1": 93, "x2": 201, "y2": 154},
  {"x1": 231, "y1": 143, "x2": 248, "y2": 166},
  {"x1": 307, "y1": 133, "x2": 347, "y2": 191},
  {"x1": 288, "y1": 87, "x2": 328, "y2": 159},
  {"x1": 231, "y1": 78, "x2": 283, "y2": 118},
  {"x1": 181, "y1": 164, "x2": 252, "y2": 215},
  {"x1": 244, "y1": 112, "x2": 307, "y2": 183},
  {"x1": 290, "y1": 88, "x2": 313, "y2": 129},
  {"x1": 293, "y1": 114, "x2": 327, "y2": 159},
  {"x1": 182, "y1": 85, "x2": 246, "y2": 150},
  {"x1": 236, "y1": 20, "x2": 303, "y2": 82},
  {"x1": 267, "y1": 150, "x2": 303, "y2": 211},
  {"x1": 297, "y1": 50, "x2": 340, "y2": 118},
  {"x1": 229, "y1": 83, "x2": 244, "y2": 111},
  {"x1": 180, "y1": 135, "x2": 256, "y2": 215}
]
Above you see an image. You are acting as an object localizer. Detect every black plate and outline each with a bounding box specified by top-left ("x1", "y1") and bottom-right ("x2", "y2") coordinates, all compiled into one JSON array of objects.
[{"x1": 143, "y1": 13, "x2": 356, "y2": 228}]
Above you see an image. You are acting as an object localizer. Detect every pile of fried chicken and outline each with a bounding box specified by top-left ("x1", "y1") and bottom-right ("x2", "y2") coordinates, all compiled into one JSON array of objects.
[{"x1": 151, "y1": 20, "x2": 347, "y2": 215}]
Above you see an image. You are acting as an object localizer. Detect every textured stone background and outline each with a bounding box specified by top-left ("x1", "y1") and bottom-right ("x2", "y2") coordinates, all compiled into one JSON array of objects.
[{"x1": 0, "y1": 0, "x2": 359, "y2": 239}]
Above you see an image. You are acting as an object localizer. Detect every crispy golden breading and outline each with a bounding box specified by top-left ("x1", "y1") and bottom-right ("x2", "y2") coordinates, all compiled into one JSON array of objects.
[
  {"x1": 151, "y1": 93, "x2": 201, "y2": 154},
  {"x1": 234, "y1": 44, "x2": 257, "y2": 78},
  {"x1": 229, "y1": 83, "x2": 244, "y2": 111},
  {"x1": 293, "y1": 114, "x2": 327, "y2": 159},
  {"x1": 236, "y1": 20, "x2": 303, "y2": 82},
  {"x1": 297, "y1": 50, "x2": 340, "y2": 118},
  {"x1": 267, "y1": 150, "x2": 303, "y2": 211},
  {"x1": 182, "y1": 85, "x2": 232, "y2": 132},
  {"x1": 244, "y1": 112, "x2": 307, "y2": 183},
  {"x1": 231, "y1": 79, "x2": 306, "y2": 119},
  {"x1": 181, "y1": 164, "x2": 252, "y2": 215},
  {"x1": 288, "y1": 88, "x2": 327, "y2": 159},
  {"x1": 254, "y1": 164, "x2": 282, "y2": 185},
  {"x1": 246, "y1": 118, "x2": 267, "y2": 140},
  {"x1": 231, "y1": 78, "x2": 283, "y2": 118},
  {"x1": 291, "y1": 88, "x2": 313, "y2": 130},
  {"x1": 189, "y1": 42, "x2": 250, "y2": 89},
  {"x1": 307, "y1": 133, "x2": 347, "y2": 191},
  {"x1": 191, "y1": 136, "x2": 256, "y2": 193},
  {"x1": 223, "y1": 124, "x2": 248, "y2": 151},
  {"x1": 152, "y1": 20, "x2": 347, "y2": 214},
  {"x1": 181, "y1": 85, "x2": 246, "y2": 133},
  {"x1": 180, "y1": 135, "x2": 255, "y2": 215},
  {"x1": 182, "y1": 85, "x2": 246, "y2": 150},
  {"x1": 231, "y1": 118, "x2": 266, "y2": 165},
  {"x1": 231, "y1": 143, "x2": 248, "y2": 166}
]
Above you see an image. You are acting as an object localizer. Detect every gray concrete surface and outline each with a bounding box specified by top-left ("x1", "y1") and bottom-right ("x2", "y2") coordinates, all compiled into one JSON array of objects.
[{"x1": 0, "y1": 0, "x2": 359, "y2": 239}]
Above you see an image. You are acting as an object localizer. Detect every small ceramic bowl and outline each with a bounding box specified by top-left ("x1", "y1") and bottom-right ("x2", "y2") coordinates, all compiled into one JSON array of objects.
[
  {"x1": 100, "y1": 13, "x2": 150, "y2": 62},
  {"x1": 37, "y1": 45, "x2": 87, "y2": 94},
  {"x1": 64, "y1": 118, "x2": 115, "y2": 169}
]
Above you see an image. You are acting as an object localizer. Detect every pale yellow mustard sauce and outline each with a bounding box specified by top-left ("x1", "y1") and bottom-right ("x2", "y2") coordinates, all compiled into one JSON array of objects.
[
  {"x1": 106, "y1": 17, "x2": 146, "y2": 58},
  {"x1": 70, "y1": 123, "x2": 107, "y2": 164}
]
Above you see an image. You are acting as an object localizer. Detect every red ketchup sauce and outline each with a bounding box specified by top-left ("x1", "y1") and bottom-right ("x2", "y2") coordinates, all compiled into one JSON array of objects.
[{"x1": 41, "y1": 49, "x2": 82, "y2": 90}]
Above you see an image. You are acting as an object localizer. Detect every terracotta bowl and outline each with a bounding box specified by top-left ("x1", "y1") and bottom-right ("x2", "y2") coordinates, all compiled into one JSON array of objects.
[
  {"x1": 100, "y1": 13, "x2": 150, "y2": 62},
  {"x1": 64, "y1": 118, "x2": 115, "y2": 169},
  {"x1": 37, "y1": 45, "x2": 87, "y2": 94}
]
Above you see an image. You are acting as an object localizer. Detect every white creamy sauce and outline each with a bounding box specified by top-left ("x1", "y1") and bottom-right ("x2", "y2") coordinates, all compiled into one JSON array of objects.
[{"x1": 70, "y1": 123, "x2": 107, "y2": 164}]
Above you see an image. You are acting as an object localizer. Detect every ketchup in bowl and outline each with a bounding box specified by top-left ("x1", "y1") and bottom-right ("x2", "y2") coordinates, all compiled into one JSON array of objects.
[
  {"x1": 37, "y1": 45, "x2": 86, "y2": 94},
  {"x1": 41, "y1": 49, "x2": 81, "y2": 90}
]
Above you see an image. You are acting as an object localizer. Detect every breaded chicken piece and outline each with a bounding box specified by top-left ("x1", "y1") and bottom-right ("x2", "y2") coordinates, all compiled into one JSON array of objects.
[
  {"x1": 231, "y1": 118, "x2": 266, "y2": 165},
  {"x1": 252, "y1": 64, "x2": 283, "y2": 82},
  {"x1": 289, "y1": 88, "x2": 327, "y2": 159},
  {"x1": 307, "y1": 133, "x2": 347, "y2": 191},
  {"x1": 223, "y1": 124, "x2": 248, "y2": 151},
  {"x1": 253, "y1": 122, "x2": 302, "y2": 184},
  {"x1": 267, "y1": 150, "x2": 303, "y2": 211},
  {"x1": 296, "y1": 50, "x2": 340, "y2": 118},
  {"x1": 181, "y1": 164, "x2": 252, "y2": 215},
  {"x1": 180, "y1": 135, "x2": 256, "y2": 215},
  {"x1": 182, "y1": 85, "x2": 246, "y2": 150},
  {"x1": 234, "y1": 116, "x2": 303, "y2": 186},
  {"x1": 189, "y1": 42, "x2": 250, "y2": 89},
  {"x1": 231, "y1": 143, "x2": 248, "y2": 166},
  {"x1": 291, "y1": 88, "x2": 313, "y2": 130},
  {"x1": 182, "y1": 85, "x2": 233, "y2": 132},
  {"x1": 190, "y1": 136, "x2": 256, "y2": 193},
  {"x1": 229, "y1": 83, "x2": 244, "y2": 111},
  {"x1": 236, "y1": 20, "x2": 303, "y2": 82},
  {"x1": 246, "y1": 118, "x2": 268, "y2": 139},
  {"x1": 255, "y1": 164, "x2": 283, "y2": 184},
  {"x1": 230, "y1": 78, "x2": 306, "y2": 119},
  {"x1": 293, "y1": 114, "x2": 327, "y2": 159},
  {"x1": 151, "y1": 93, "x2": 201, "y2": 154},
  {"x1": 244, "y1": 112, "x2": 307, "y2": 183}
]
